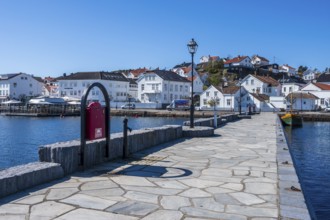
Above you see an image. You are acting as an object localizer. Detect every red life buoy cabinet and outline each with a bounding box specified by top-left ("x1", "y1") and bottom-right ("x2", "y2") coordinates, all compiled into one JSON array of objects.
[{"x1": 85, "y1": 102, "x2": 105, "y2": 140}]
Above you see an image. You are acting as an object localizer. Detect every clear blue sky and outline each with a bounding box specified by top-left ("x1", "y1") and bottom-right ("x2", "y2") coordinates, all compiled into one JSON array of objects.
[{"x1": 0, "y1": 0, "x2": 329, "y2": 77}]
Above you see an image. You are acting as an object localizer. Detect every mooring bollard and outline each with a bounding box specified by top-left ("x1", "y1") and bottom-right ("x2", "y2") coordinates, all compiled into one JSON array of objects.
[{"x1": 123, "y1": 118, "x2": 132, "y2": 159}]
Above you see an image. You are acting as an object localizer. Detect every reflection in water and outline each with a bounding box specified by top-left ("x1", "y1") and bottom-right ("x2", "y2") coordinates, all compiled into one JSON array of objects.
[
  {"x1": 285, "y1": 122, "x2": 330, "y2": 219},
  {"x1": 0, "y1": 116, "x2": 187, "y2": 169}
]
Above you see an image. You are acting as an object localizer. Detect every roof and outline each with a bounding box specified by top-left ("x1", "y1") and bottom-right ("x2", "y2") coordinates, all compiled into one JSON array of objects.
[
  {"x1": 317, "y1": 73, "x2": 330, "y2": 83},
  {"x1": 254, "y1": 75, "x2": 279, "y2": 86},
  {"x1": 287, "y1": 92, "x2": 319, "y2": 99},
  {"x1": 224, "y1": 56, "x2": 249, "y2": 64},
  {"x1": 127, "y1": 78, "x2": 137, "y2": 85},
  {"x1": 145, "y1": 70, "x2": 190, "y2": 83},
  {"x1": 282, "y1": 64, "x2": 295, "y2": 70},
  {"x1": 173, "y1": 62, "x2": 192, "y2": 69},
  {"x1": 129, "y1": 68, "x2": 148, "y2": 77},
  {"x1": 312, "y1": 82, "x2": 330, "y2": 90},
  {"x1": 221, "y1": 86, "x2": 240, "y2": 94},
  {"x1": 57, "y1": 71, "x2": 129, "y2": 82},
  {"x1": 0, "y1": 73, "x2": 21, "y2": 80},
  {"x1": 253, "y1": 55, "x2": 269, "y2": 62},
  {"x1": 33, "y1": 76, "x2": 44, "y2": 83},
  {"x1": 250, "y1": 93, "x2": 270, "y2": 102}
]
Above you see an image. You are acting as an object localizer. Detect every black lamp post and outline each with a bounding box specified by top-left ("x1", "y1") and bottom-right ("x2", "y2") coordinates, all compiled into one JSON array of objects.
[
  {"x1": 187, "y1": 38, "x2": 198, "y2": 128},
  {"x1": 239, "y1": 78, "x2": 242, "y2": 115}
]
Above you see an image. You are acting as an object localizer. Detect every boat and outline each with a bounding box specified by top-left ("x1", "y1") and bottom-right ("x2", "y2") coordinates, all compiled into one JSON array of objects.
[
  {"x1": 281, "y1": 112, "x2": 302, "y2": 126},
  {"x1": 280, "y1": 92, "x2": 303, "y2": 126}
]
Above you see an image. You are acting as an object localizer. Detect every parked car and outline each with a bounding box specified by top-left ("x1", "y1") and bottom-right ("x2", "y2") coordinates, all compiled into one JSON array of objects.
[
  {"x1": 324, "y1": 106, "x2": 330, "y2": 112},
  {"x1": 195, "y1": 105, "x2": 207, "y2": 111},
  {"x1": 121, "y1": 103, "x2": 135, "y2": 109}
]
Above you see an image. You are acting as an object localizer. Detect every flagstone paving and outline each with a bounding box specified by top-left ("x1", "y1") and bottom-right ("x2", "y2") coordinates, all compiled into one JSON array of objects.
[{"x1": 0, "y1": 113, "x2": 310, "y2": 219}]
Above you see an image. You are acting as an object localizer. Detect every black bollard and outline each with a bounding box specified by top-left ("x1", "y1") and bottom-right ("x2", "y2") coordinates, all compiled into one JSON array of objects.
[{"x1": 123, "y1": 118, "x2": 132, "y2": 159}]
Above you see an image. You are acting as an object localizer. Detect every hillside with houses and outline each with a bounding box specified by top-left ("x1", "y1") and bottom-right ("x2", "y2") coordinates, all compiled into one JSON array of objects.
[{"x1": 1, "y1": 54, "x2": 330, "y2": 112}]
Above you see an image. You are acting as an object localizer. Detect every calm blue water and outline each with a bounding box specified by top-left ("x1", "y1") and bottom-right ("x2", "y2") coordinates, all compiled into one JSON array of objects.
[
  {"x1": 285, "y1": 122, "x2": 330, "y2": 220},
  {"x1": 0, "y1": 115, "x2": 187, "y2": 169}
]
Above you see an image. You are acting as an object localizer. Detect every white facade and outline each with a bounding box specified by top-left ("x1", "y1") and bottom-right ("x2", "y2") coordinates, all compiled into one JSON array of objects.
[
  {"x1": 281, "y1": 82, "x2": 303, "y2": 97},
  {"x1": 199, "y1": 85, "x2": 249, "y2": 111},
  {"x1": 251, "y1": 55, "x2": 269, "y2": 66},
  {"x1": 0, "y1": 73, "x2": 43, "y2": 103},
  {"x1": 188, "y1": 74, "x2": 204, "y2": 95},
  {"x1": 303, "y1": 69, "x2": 317, "y2": 81},
  {"x1": 280, "y1": 65, "x2": 296, "y2": 76},
  {"x1": 224, "y1": 56, "x2": 253, "y2": 68},
  {"x1": 286, "y1": 92, "x2": 318, "y2": 111},
  {"x1": 137, "y1": 70, "x2": 191, "y2": 104},
  {"x1": 57, "y1": 72, "x2": 129, "y2": 102},
  {"x1": 302, "y1": 82, "x2": 330, "y2": 109},
  {"x1": 241, "y1": 74, "x2": 281, "y2": 96}
]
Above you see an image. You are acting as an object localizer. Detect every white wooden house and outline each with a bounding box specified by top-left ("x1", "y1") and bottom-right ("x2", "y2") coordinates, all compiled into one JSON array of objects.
[
  {"x1": 224, "y1": 56, "x2": 253, "y2": 68},
  {"x1": 241, "y1": 74, "x2": 281, "y2": 96},
  {"x1": 279, "y1": 64, "x2": 296, "y2": 76},
  {"x1": 251, "y1": 55, "x2": 269, "y2": 66},
  {"x1": 0, "y1": 72, "x2": 43, "y2": 103},
  {"x1": 199, "y1": 85, "x2": 249, "y2": 112},
  {"x1": 57, "y1": 71, "x2": 130, "y2": 102},
  {"x1": 285, "y1": 92, "x2": 318, "y2": 111},
  {"x1": 199, "y1": 55, "x2": 220, "y2": 63},
  {"x1": 302, "y1": 82, "x2": 330, "y2": 109},
  {"x1": 137, "y1": 70, "x2": 191, "y2": 105},
  {"x1": 302, "y1": 69, "x2": 318, "y2": 81}
]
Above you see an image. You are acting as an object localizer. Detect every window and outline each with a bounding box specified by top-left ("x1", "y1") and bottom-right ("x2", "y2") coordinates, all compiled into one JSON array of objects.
[
  {"x1": 175, "y1": 85, "x2": 178, "y2": 92},
  {"x1": 206, "y1": 92, "x2": 209, "y2": 97},
  {"x1": 30, "y1": 84, "x2": 32, "y2": 87},
  {"x1": 283, "y1": 87, "x2": 286, "y2": 92},
  {"x1": 321, "y1": 98, "x2": 325, "y2": 105},
  {"x1": 13, "y1": 83, "x2": 17, "y2": 87},
  {"x1": 268, "y1": 88, "x2": 271, "y2": 93},
  {"x1": 170, "y1": 85, "x2": 173, "y2": 91},
  {"x1": 203, "y1": 99, "x2": 207, "y2": 105},
  {"x1": 246, "y1": 81, "x2": 248, "y2": 85},
  {"x1": 141, "y1": 84, "x2": 144, "y2": 91},
  {"x1": 185, "y1": 85, "x2": 188, "y2": 92},
  {"x1": 251, "y1": 79, "x2": 254, "y2": 85},
  {"x1": 164, "y1": 94, "x2": 167, "y2": 101},
  {"x1": 214, "y1": 91, "x2": 218, "y2": 97},
  {"x1": 180, "y1": 85, "x2": 183, "y2": 92},
  {"x1": 164, "y1": 84, "x2": 167, "y2": 91},
  {"x1": 289, "y1": 87, "x2": 292, "y2": 92},
  {"x1": 227, "y1": 99, "x2": 231, "y2": 106}
]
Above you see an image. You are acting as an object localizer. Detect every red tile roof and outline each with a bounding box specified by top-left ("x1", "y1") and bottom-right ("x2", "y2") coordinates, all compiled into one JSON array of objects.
[
  {"x1": 130, "y1": 68, "x2": 149, "y2": 77},
  {"x1": 224, "y1": 56, "x2": 248, "y2": 64},
  {"x1": 313, "y1": 82, "x2": 330, "y2": 90}
]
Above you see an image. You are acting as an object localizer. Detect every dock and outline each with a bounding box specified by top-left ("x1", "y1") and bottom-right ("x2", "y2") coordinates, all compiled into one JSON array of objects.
[{"x1": 0, "y1": 113, "x2": 310, "y2": 219}]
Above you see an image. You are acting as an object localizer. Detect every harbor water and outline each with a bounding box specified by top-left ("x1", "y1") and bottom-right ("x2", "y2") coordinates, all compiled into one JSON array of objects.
[
  {"x1": 0, "y1": 115, "x2": 187, "y2": 169},
  {"x1": 285, "y1": 121, "x2": 330, "y2": 219}
]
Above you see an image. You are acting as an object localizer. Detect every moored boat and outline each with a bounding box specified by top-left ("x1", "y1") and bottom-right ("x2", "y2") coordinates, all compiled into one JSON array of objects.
[{"x1": 281, "y1": 113, "x2": 303, "y2": 126}]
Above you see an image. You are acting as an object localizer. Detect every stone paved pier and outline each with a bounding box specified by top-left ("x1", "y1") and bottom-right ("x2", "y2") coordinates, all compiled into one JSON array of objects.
[{"x1": 0, "y1": 113, "x2": 310, "y2": 220}]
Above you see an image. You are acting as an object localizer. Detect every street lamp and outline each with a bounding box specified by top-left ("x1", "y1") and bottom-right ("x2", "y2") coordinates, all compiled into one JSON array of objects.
[
  {"x1": 187, "y1": 38, "x2": 198, "y2": 128},
  {"x1": 239, "y1": 78, "x2": 242, "y2": 115}
]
